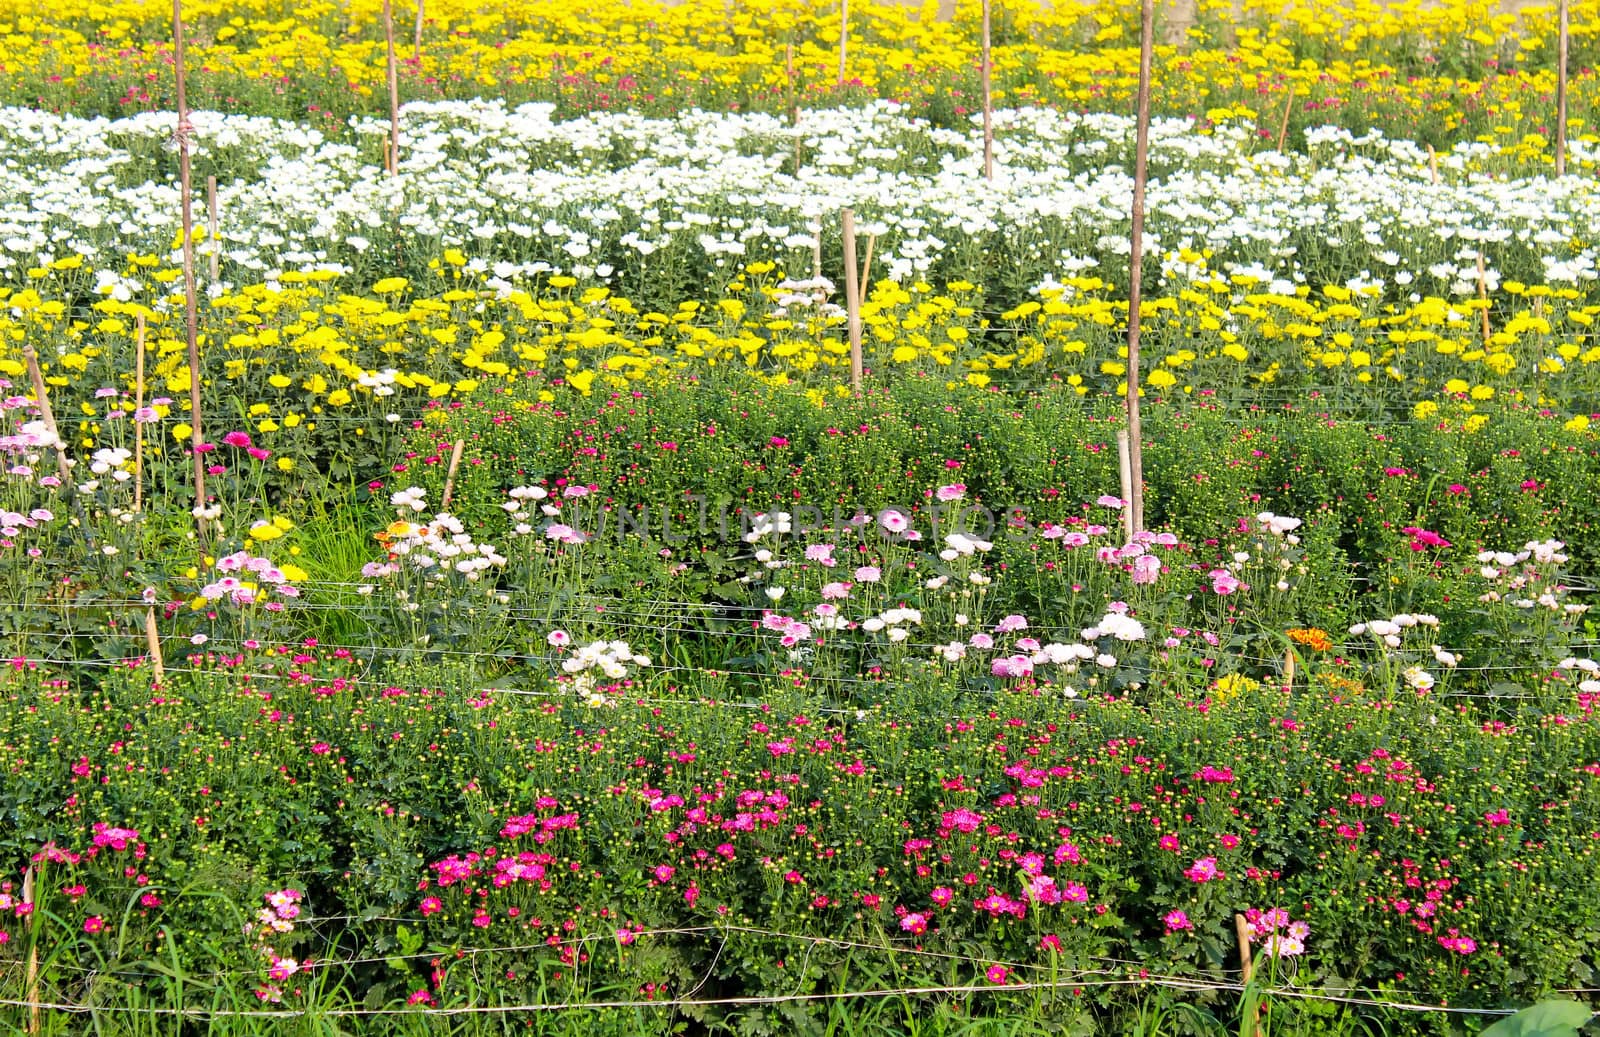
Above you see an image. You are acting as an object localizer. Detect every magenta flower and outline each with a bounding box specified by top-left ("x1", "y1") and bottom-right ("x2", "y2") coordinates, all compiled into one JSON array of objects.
[
  {"x1": 900, "y1": 912, "x2": 928, "y2": 935},
  {"x1": 1158, "y1": 834, "x2": 1180, "y2": 852},
  {"x1": 83, "y1": 916, "x2": 105, "y2": 934},
  {"x1": 1184, "y1": 857, "x2": 1222, "y2": 883},
  {"x1": 222, "y1": 431, "x2": 252, "y2": 449},
  {"x1": 1164, "y1": 909, "x2": 1194, "y2": 933},
  {"x1": 985, "y1": 964, "x2": 1008, "y2": 984}
]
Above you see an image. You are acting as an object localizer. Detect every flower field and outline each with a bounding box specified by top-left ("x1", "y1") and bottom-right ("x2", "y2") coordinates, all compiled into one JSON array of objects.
[{"x1": 1, "y1": 0, "x2": 1599, "y2": 1033}]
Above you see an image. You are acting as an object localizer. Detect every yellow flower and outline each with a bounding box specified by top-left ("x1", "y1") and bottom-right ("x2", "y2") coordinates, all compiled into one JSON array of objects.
[
  {"x1": 277, "y1": 457, "x2": 296, "y2": 471},
  {"x1": 372, "y1": 277, "x2": 409, "y2": 294},
  {"x1": 1565, "y1": 415, "x2": 1590, "y2": 433}
]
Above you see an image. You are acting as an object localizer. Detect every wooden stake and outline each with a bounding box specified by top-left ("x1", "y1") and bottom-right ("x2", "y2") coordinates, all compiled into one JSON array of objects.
[
  {"x1": 786, "y1": 43, "x2": 796, "y2": 124},
  {"x1": 787, "y1": 44, "x2": 802, "y2": 176},
  {"x1": 981, "y1": 0, "x2": 994, "y2": 180},
  {"x1": 1117, "y1": 429, "x2": 1134, "y2": 543},
  {"x1": 413, "y1": 0, "x2": 425, "y2": 64},
  {"x1": 206, "y1": 174, "x2": 219, "y2": 284},
  {"x1": 145, "y1": 606, "x2": 165, "y2": 685},
  {"x1": 1275, "y1": 83, "x2": 1294, "y2": 153},
  {"x1": 384, "y1": 0, "x2": 401, "y2": 175},
  {"x1": 1282, "y1": 646, "x2": 1296, "y2": 693},
  {"x1": 1125, "y1": 0, "x2": 1154, "y2": 535},
  {"x1": 837, "y1": 0, "x2": 849, "y2": 87},
  {"x1": 440, "y1": 438, "x2": 466, "y2": 510},
  {"x1": 812, "y1": 227, "x2": 822, "y2": 280},
  {"x1": 23, "y1": 865, "x2": 39, "y2": 1036},
  {"x1": 1235, "y1": 913, "x2": 1259, "y2": 1037},
  {"x1": 1426, "y1": 144, "x2": 1439, "y2": 184},
  {"x1": 21, "y1": 347, "x2": 74, "y2": 486},
  {"x1": 842, "y1": 208, "x2": 863, "y2": 391},
  {"x1": 134, "y1": 315, "x2": 146, "y2": 513},
  {"x1": 1477, "y1": 252, "x2": 1491, "y2": 347},
  {"x1": 1556, "y1": 0, "x2": 1569, "y2": 177},
  {"x1": 858, "y1": 233, "x2": 876, "y2": 311},
  {"x1": 174, "y1": 0, "x2": 206, "y2": 548}
]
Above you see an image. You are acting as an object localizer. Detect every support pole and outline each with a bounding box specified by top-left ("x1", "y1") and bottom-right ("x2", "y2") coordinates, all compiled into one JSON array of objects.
[
  {"x1": 981, "y1": 0, "x2": 994, "y2": 180},
  {"x1": 441, "y1": 438, "x2": 466, "y2": 510},
  {"x1": 842, "y1": 208, "x2": 862, "y2": 391},
  {"x1": 1235, "y1": 913, "x2": 1259, "y2": 1037},
  {"x1": 145, "y1": 607, "x2": 166, "y2": 685},
  {"x1": 837, "y1": 0, "x2": 849, "y2": 87},
  {"x1": 413, "y1": 0, "x2": 425, "y2": 64},
  {"x1": 1125, "y1": 0, "x2": 1154, "y2": 535},
  {"x1": 22, "y1": 348, "x2": 73, "y2": 487},
  {"x1": 207, "y1": 174, "x2": 219, "y2": 284},
  {"x1": 1556, "y1": 0, "x2": 1569, "y2": 177},
  {"x1": 385, "y1": 0, "x2": 401, "y2": 175},
  {"x1": 174, "y1": 0, "x2": 206, "y2": 547},
  {"x1": 134, "y1": 315, "x2": 146, "y2": 513},
  {"x1": 1117, "y1": 429, "x2": 1134, "y2": 543}
]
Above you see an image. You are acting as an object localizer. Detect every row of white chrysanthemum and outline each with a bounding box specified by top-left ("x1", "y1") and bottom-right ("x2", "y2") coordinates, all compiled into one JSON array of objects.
[{"x1": 1, "y1": 100, "x2": 1596, "y2": 304}]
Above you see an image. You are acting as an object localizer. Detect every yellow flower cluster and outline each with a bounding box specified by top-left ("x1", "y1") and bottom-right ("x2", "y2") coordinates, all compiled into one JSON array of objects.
[
  {"x1": 2, "y1": 257, "x2": 1596, "y2": 462},
  {"x1": 0, "y1": 0, "x2": 1594, "y2": 154}
]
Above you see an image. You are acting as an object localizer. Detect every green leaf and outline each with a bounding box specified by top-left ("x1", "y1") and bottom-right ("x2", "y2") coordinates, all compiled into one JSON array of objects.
[{"x1": 1476, "y1": 1000, "x2": 1593, "y2": 1037}]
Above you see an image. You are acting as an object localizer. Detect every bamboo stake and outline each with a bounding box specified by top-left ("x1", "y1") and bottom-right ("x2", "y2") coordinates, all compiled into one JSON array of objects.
[
  {"x1": 145, "y1": 606, "x2": 165, "y2": 685},
  {"x1": 23, "y1": 866, "x2": 39, "y2": 1036},
  {"x1": 1125, "y1": 0, "x2": 1154, "y2": 535},
  {"x1": 981, "y1": 0, "x2": 994, "y2": 180},
  {"x1": 787, "y1": 43, "x2": 802, "y2": 177},
  {"x1": 1117, "y1": 429, "x2": 1134, "y2": 543},
  {"x1": 786, "y1": 43, "x2": 796, "y2": 124},
  {"x1": 22, "y1": 347, "x2": 73, "y2": 486},
  {"x1": 858, "y1": 233, "x2": 876, "y2": 311},
  {"x1": 837, "y1": 0, "x2": 848, "y2": 87},
  {"x1": 1556, "y1": 0, "x2": 1569, "y2": 177},
  {"x1": 1275, "y1": 82, "x2": 1294, "y2": 153},
  {"x1": 1477, "y1": 253, "x2": 1491, "y2": 348},
  {"x1": 413, "y1": 0, "x2": 424, "y2": 64},
  {"x1": 175, "y1": 0, "x2": 206, "y2": 547},
  {"x1": 134, "y1": 315, "x2": 146, "y2": 513},
  {"x1": 384, "y1": 0, "x2": 401, "y2": 175},
  {"x1": 812, "y1": 227, "x2": 822, "y2": 280},
  {"x1": 440, "y1": 438, "x2": 466, "y2": 510},
  {"x1": 1236, "y1": 913, "x2": 1259, "y2": 1037},
  {"x1": 206, "y1": 174, "x2": 219, "y2": 284},
  {"x1": 842, "y1": 208, "x2": 863, "y2": 391}
]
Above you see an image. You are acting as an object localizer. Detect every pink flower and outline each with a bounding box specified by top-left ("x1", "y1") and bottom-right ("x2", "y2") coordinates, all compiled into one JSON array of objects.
[
  {"x1": 652, "y1": 865, "x2": 675, "y2": 884},
  {"x1": 935, "y1": 483, "x2": 966, "y2": 502},
  {"x1": 900, "y1": 912, "x2": 928, "y2": 935},
  {"x1": 222, "y1": 431, "x2": 252, "y2": 448},
  {"x1": 1220, "y1": 834, "x2": 1241, "y2": 850},
  {"x1": 83, "y1": 916, "x2": 105, "y2": 934},
  {"x1": 310, "y1": 742, "x2": 331, "y2": 755},
  {"x1": 1437, "y1": 932, "x2": 1477, "y2": 954},
  {"x1": 1183, "y1": 857, "x2": 1222, "y2": 883},
  {"x1": 1164, "y1": 909, "x2": 1194, "y2": 933},
  {"x1": 1158, "y1": 834, "x2": 1180, "y2": 852},
  {"x1": 407, "y1": 989, "x2": 435, "y2": 1005},
  {"x1": 1040, "y1": 933, "x2": 1062, "y2": 953},
  {"x1": 419, "y1": 897, "x2": 442, "y2": 916},
  {"x1": 854, "y1": 566, "x2": 881, "y2": 583},
  {"x1": 1483, "y1": 809, "x2": 1511, "y2": 827},
  {"x1": 929, "y1": 887, "x2": 954, "y2": 906},
  {"x1": 985, "y1": 964, "x2": 1009, "y2": 984},
  {"x1": 1208, "y1": 570, "x2": 1241, "y2": 595}
]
